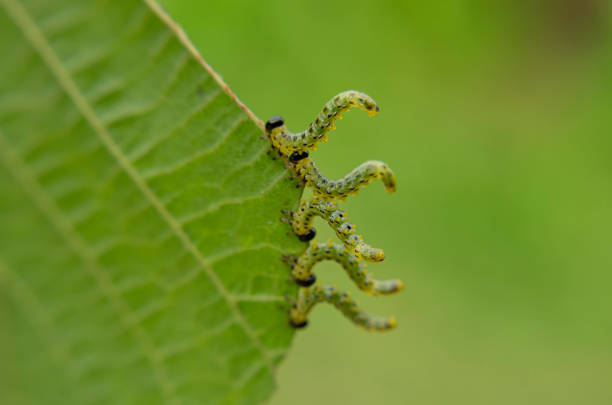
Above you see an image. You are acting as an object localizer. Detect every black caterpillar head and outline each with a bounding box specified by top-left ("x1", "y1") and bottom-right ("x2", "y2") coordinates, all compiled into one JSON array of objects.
[
  {"x1": 289, "y1": 151, "x2": 309, "y2": 163},
  {"x1": 290, "y1": 319, "x2": 308, "y2": 329},
  {"x1": 297, "y1": 228, "x2": 316, "y2": 242},
  {"x1": 295, "y1": 273, "x2": 316, "y2": 287},
  {"x1": 265, "y1": 116, "x2": 284, "y2": 132}
]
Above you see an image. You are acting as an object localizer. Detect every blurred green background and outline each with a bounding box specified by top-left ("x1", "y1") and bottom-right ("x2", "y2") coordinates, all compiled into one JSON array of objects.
[{"x1": 161, "y1": 1, "x2": 612, "y2": 403}]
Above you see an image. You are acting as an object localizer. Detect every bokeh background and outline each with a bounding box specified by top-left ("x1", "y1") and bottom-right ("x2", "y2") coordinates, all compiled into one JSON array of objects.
[{"x1": 161, "y1": 1, "x2": 612, "y2": 404}]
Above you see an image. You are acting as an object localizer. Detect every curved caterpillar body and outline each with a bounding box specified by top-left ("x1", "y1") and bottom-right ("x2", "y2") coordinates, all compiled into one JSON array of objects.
[
  {"x1": 285, "y1": 197, "x2": 385, "y2": 262},
  {"x1": 289, "y1": 284, "x2": 396, "y2": 331},
  {"x1": 294, "y1": 157, "x2": 396, "y2": 202},
  {"x1": 267, "y1": 90, "x2": 401, "y2": 332},
  {"x1": 284, "y1": 240, "x2": 403, "y2": 295},
  {"x1": 266, "y1": 90, "x2": 379, "y2": 156}
]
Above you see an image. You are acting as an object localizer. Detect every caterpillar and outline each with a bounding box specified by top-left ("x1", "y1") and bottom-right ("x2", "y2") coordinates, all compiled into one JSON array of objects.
[
  {"x1": 294, "y1": 156, "x2": 396, "y2": 201},
  {"x1": 267, "y1": 89, "x2": 402, "y2": 332},
  {"x1": 283, "y1": 240, "x2": 403, "y2": 294},
  {"x1": 265, "y1": 90, "x2": 379, "y2": 156},
  {"x1": 283, "y1": 196, "x2": 385, "y2": 262},
  {"x1": 289, "y1": 283, "x2": 397, "y2": 331}
]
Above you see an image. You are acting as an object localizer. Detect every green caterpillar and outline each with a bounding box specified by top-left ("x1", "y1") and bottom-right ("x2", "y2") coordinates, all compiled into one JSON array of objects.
[
  {"x1": 268, "y1": 90, "x2": 401, "y2": 331},
  {"x1": 294, "y1": 157, "x2": 396, "y2": 202},
  {"x1": 283, "y1": 197, "x2": 385, "y2": 262},
  {"x1": 265, "y1": 90, "x2": 379, "y2": 156},
  {"x1": 283, "y1": 240, "x2": 403, "y2": 294},
  {"x1": 265, "y1": 90, "x2": 396, "y2": 202},
  {"x1": 289, "y1": 284, "x2": 397, "y2": 331}
]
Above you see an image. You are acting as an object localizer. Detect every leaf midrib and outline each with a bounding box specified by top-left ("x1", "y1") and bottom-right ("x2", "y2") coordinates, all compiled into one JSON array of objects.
[{"x1": 1, "y1": 0, "x2": 275, "y2": 381}]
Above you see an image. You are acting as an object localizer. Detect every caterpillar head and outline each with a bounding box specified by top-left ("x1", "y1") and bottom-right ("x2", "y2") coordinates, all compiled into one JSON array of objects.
[
  {"x1": 265, "y1": 115, "x2": 285, "y2": 132},
  {"x1": 266, "y1": 115, "x2": 309, "y2": 159},
  {"x1": 295, "y1": 273, "x2": 316, "y2": 287},
  {"x1": 289, "y1": 150, "x2": 309, "y2": 163},
  {"x1": 289, "y1": 317, "x2": 308, "y2": 329},
  {"x1": 265, "y1": 115, "x2": 286, "y2": 150},
  {"x1": 297, "y1": 228, "x2": 316, "y2": 242}
]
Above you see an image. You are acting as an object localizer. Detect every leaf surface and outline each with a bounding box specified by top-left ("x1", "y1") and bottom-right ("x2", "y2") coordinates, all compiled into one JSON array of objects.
[{"x1": 0, "y1": 0, "x2": 303, "y2": 403}]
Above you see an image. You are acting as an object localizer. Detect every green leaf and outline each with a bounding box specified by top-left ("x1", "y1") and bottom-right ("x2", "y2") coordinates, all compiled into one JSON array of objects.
[{"x1": 0, "y1": 0, "x2": 304, "y2": 403}]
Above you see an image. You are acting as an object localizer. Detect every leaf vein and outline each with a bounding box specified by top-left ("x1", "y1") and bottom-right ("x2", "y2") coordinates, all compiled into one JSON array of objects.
[
  {"x1": 0, "y1": 0, "x2": 276, "y2": 377},
  {"x1": 0, "y1": 128, "x2": 177, "y2": 403},
  {"x1": 178, "y1": 168, "x2": 288, "y2": 225},
  {"x1": 0, "y1": 259, "x2": 79, "y2": 380},
  {"x1": 142, "y1": 114, "x2": 246, "y2": 181}
]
